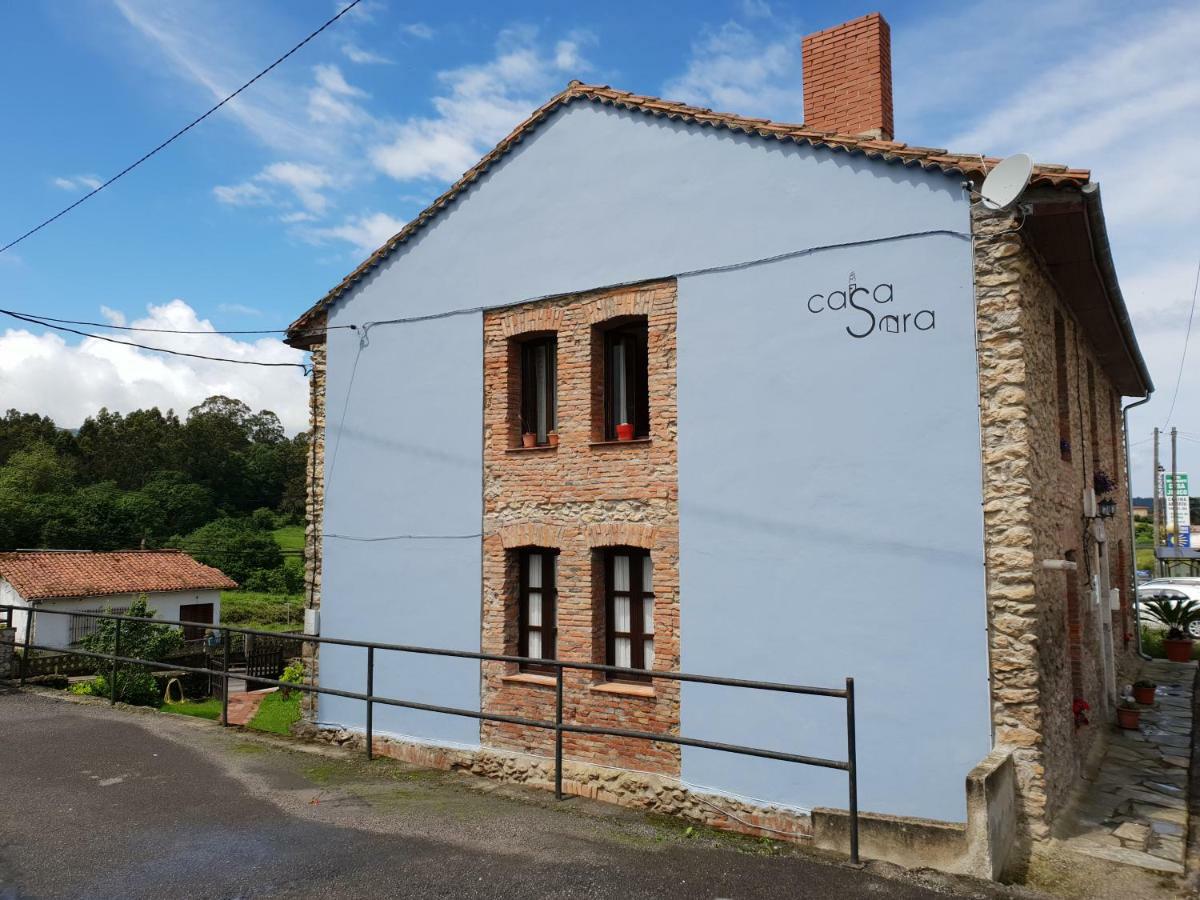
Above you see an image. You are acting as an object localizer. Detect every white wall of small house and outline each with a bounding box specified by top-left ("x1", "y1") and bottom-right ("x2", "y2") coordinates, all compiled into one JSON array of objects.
[
  {"x1": 318, "y1": 99, "x2": 990, "y2": 819},
  {"x1": 4, "y1": 586, "x2": 221, "y2": 649}
]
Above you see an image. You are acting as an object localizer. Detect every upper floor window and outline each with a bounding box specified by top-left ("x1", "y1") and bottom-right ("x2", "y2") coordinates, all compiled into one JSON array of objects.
[
  {"x1": 604, "y1": 320, "x2": 649, "y2": 441},
  {"x1": 518, "y1": 548, "x2": 557, "y2": 671},
  {"x1": 605, "y1": 548, "x2": 654, "y2": 680},
  {"x1": 1054, "y1": 312, "x2": 1071, "y2": 461},
  {"x1": 520, "y1": 336, "x2": 557, "y2": 446}
]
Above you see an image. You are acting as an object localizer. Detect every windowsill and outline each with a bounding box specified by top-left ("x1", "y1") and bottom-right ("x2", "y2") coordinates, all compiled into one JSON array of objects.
[
  {"x1": 589, "y1": 438, "x2": 652, "y2": 448},
  {"x1": 504, "y1": 444, "x2": 558, "y2": 454},
  {"x1": 590, "y1": 681, "x2": 655, "y2": 698},
  {"x1": 501, "y1": 672, "x2": 557, "y2": 688}
]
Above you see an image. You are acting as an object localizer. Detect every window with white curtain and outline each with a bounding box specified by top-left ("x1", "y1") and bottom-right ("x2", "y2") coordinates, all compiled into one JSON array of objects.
[
  {"x1": 605, "y1": 548, "x2": 654, "y2": 680},
  {"x1": 520, "y1": 336, "x2": 557, "y2": 445},
  {"x1": 518, "y1": 548, "x2": 557, "y2": 671}
]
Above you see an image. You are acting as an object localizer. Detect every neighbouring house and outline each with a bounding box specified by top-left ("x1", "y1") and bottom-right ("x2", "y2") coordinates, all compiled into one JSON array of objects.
[
  {"x1": 1132, "y1": 504, "x2": 1152, "y2": 520},
  {"x1": 0, "y1": 550, "x2": 236, "y2": 649},
  {"x1": 285, "y1": 12, "x2": 1151, "y2": 875}
]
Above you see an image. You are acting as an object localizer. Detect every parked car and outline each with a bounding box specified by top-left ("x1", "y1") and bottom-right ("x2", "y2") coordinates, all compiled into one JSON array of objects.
[{"x1": 1137, "y1": 579, "x2": 1200, "y2": 637}]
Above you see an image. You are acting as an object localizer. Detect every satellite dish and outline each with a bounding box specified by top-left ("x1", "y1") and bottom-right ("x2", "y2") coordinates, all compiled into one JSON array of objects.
[{"x1": 979, "y1": 153, "x2": 1033, "y2": 210}]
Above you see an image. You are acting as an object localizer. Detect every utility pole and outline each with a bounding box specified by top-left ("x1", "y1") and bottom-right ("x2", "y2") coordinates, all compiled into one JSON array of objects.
[
  {"x1": 1153, "y1": 427, "x2": 1161, "y2": 578},
  {"x1": 1173, "y1": 426, "x2": 1180, "y2": 574}
]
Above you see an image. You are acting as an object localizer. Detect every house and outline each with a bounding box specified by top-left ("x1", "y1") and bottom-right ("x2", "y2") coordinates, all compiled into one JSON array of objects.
[
  {"x1": 0, "y1": 550, "x2": 235, "y2": 649},
  {"x1": 1133, "y1": 504, "x2": 1152, "y2": 520},
  {"x1": 285, "y1": 12, "x2": 1150, "y2": 872}
]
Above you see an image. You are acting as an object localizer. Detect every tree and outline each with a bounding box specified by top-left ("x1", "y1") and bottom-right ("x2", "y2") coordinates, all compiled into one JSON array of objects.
[
  {"x1": 77, "y1": 595, "x2": 183, "y2": 706},
  {"x1": 0, "y1": 409, "x2": 73, "y2": 466},
  {"x1": 77, "y1": 407, "x2": 183, "y2": 489},
  {"x1": 174, "y1": 517, "x2": 282, "y2": 584},
  {"x1": 182, "y1": 396, "x2": 253, "y2": 510}
]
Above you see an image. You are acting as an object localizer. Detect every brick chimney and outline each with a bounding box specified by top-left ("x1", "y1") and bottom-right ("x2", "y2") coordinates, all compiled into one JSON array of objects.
[{"x1": 801, "y1": 13, "x2": 894, "y2": 140}]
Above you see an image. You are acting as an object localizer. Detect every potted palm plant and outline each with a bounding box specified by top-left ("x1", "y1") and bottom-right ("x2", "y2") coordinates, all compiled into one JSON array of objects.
[
  {"x1": 1140, "y1": 595, "x2": 1200, "y2": 662},
  {"x1": 1116, "y1": 696, "x2": 1142, "y2": 730}
]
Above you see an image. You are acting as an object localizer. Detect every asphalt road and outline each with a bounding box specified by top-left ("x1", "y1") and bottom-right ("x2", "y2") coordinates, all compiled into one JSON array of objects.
[{"x1": 0, "y1": 689, "x2": 1011, "y2": 899}]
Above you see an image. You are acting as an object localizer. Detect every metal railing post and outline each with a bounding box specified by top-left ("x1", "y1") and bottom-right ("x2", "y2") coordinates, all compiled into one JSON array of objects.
[
  {"x1": 846, "y1": 676, "x2": 859, "y2": 866},
  {"x1": 110, "y1": 619, "x2": 121, "y2": 706},
  {"x1": 366, "y1": 645, "x2": 374, "y2": 760},
  {"x1": 554, "y1": 665, "x2": 564, "y2": 800},
  {"x1": 221, "y1": 629, "x2": 230, "y2": 727},
  {"x1": 19, "y1": 607, "x2": 33, "y2": 685}
]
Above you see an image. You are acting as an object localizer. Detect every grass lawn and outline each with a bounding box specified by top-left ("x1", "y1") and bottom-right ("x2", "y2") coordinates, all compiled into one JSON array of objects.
[
  {"x1": 248, "y1": 690, "x2": 301, "y2": 735},
  {"x1": 220, "y1": 591, "x2": 304, "y2": 631},
  {"x1": 272, "y1": 524, "x2": 305, "y2": 552},
  {"x1": 162, "y1": 698, "x2": 223, "y2": 721}
]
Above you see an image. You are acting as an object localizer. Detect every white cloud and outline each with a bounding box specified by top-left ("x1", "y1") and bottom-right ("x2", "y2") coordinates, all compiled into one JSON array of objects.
[
  {"x1": 212, "y1": 181, "x2": 272, "y2": 207},
  {"x1": 400, "y1": 22, "x2": 434, "y2": 40},
  {"x1": 740, "y1": 0, "x2": 773, "y2": 19},
  {"x1": 369, "y1": 29, "x2": 572, "y2": 183},
  {"x1": 663, "y1": 21, "x2": 803, "y2": 120},
  {"x1": 307, "y1": 64, "x2": 370, "y2": 126},
  {"x1": 52, "y1": 174, "x2": 103, "y2": 192},
  {"x1": 217, "y1": 303, "x2": 263, "y2": 317},
  {"x1": 305, "y1": 211, "x2": 405, "y2": 256},
  {"x1": 0, "y1": 300, "x2": 308, "y2": 432},
  {"x1": 258, "y1": 162, "x2": 336, "y2": 214},
  {"x1": 341, "y1": 42, "x2": 392, "y2": 64}
]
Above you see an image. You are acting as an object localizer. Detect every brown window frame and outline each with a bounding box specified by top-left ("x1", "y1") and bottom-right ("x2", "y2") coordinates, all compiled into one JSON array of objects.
[
  {"x1": 604, "y1": 547, "x2": 654, "y2": 682},
  {"x1": 520, "y1": 336, "x2": 557, "y2": 446},
  {"x1": 603, "y1": 320, "x2": 649, "y2": 440},
  {"x1": 517, "y1": 548, "x2": 557, "y2": 673}
]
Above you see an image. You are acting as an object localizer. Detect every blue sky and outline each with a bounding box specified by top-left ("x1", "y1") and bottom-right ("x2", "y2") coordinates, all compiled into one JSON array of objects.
[{"x1": 1, "y1": 0, "x2": 1197, "y2": 493}]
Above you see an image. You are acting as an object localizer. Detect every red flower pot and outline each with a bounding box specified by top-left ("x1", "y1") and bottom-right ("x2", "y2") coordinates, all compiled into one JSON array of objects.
[
  {"x1": 1164, "y1": 638, "x2": 1194, "y2": 663},
  {"x1": 548, "y1": 432, "x2": 559, "y2": 447},
  {"x1": 616, "y1": 423, "x2": 635, "y2": 441},
  {"x1": 522, "y1": 432, "x2": 537, "y2": 448},
  {"x1": 1116, "y1": 706, "x2": 1142, "y2": 730},
  {"x1": 1133, "y1": 684, "x2": 1156, "y2": 705}
]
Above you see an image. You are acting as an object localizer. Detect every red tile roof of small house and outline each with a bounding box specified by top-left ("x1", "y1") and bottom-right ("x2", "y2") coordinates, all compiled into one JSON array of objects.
[{"x1": 0, "y1": 550, "x2": 237, "y2": 601}]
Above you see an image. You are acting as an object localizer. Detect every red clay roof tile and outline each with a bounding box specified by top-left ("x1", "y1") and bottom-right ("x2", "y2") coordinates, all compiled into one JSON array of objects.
[{"x1": 0, "y1": 550, "x2": 237, "y2": 601}]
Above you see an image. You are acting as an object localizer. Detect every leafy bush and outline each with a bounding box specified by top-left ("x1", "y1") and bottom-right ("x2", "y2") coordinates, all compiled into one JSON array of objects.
[
  {"x1": 243, "y1": 565, "x2": 303, "y2": 595},
  {"x1": 250, "y1": 507, "x2": 279, "y2": 531},
  {"x1": 76, "y1": 596, "x2": 183, "y2": 707},
  {"x1": 72, "y1": 670, "x2": 162, "y2": 707},
  {"x1": 279, "y1": 661, "x2": 305, "y2": 699},
  {"x1": 173, "y1": 517, "x2": 282, "y2": 584}
]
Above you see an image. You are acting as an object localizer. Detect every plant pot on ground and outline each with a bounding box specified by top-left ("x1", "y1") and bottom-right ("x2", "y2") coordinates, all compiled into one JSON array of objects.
[
  {"x1": 1140, "y1": 595, "x2": 1200, "y2": 663},
  {"x1": 1133, "y1": 680, "x2": 1156, "y2": 705},
  {"x1": 616, "y1": 423, "x2": 635, "y2": 441},
  {"x1": 1116, "y1": 698, "x2": 1142, "y2": 730}
]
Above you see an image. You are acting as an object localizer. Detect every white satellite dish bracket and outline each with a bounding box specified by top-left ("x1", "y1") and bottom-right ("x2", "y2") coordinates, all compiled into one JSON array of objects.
[{"x1": 978, "y1": 153, "x2": 1034, "y2": 211}]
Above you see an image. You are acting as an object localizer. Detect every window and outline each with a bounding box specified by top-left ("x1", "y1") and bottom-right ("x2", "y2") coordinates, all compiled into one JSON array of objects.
[
  {"x1": 518, "y1": 549, "x2": 557, "y2": 671},
  {"x1": 603, "y1": 320, "x2": 649, "y2": 440},
  {"x1": 1054, "y1": 312, "x2": 1071, "y2": 461},
  {"x1": 520, "y1": 337, "x2": 557, "y2": 445},
  {"x1": 605, "y1": 548, "x2": 654, "y2": 680}
]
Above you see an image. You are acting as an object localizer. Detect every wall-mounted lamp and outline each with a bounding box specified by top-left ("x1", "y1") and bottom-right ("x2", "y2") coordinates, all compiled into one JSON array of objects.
[{"x1": 1098, "y1": 498, "x2": 1117, "y2": 519}]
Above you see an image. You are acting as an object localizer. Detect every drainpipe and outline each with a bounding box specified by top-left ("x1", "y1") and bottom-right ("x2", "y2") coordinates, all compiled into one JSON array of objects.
[{"x1": 1124, "y1": 394, "x2": 1153, "y2": 659}]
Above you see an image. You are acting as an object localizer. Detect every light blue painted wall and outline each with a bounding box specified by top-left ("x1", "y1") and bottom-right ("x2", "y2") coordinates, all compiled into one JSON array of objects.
[
  {"x1": 319, "y1": 100, "x2": 989, "y2": 806},
  {"x1": 676, "y1": 237, "x2": 989, "y2": 823}
]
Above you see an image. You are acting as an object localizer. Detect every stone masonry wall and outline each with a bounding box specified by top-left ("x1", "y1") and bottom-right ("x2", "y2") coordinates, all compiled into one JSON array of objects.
[
  {"x1": 480, "y1": 280, "x2": 681, "y2": 775},
  {"x1": 301, "y1": 336, "x2": 326, "y2": 720},
  {"x1": 976, "y1": 205, "x2": 1136, "y2": 840}
]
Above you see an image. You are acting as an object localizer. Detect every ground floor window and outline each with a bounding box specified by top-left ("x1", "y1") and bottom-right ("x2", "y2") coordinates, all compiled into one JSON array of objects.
[
  {"x1": 518, "y1": 549, "x2": 557, "y2": 671},
  {"x1": 605, "y1": 548, "x2": 654, "y2": 680}
]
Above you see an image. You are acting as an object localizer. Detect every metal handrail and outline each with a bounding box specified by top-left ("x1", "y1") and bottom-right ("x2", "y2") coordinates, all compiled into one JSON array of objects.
[{"x1": 2, "y1": 603, "x2": 860, "y2": 864}]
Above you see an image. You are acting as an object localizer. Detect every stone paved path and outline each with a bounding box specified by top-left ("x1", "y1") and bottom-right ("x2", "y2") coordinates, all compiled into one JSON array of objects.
[
  {"x1": 1058, "y1": 659, "x2": 1194, "y2": 874},
  {"x1": 223, "y1": 686, "x2": 275, "y2": 726}
]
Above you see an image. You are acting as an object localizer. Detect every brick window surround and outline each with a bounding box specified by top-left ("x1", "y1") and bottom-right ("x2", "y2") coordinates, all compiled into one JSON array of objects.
[{"x1": 481, "y1": 280, "x2": 680, "y2": 775}]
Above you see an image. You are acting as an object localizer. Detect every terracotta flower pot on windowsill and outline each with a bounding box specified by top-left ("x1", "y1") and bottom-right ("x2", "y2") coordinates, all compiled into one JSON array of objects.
[
  {"x1": 548, "y1": 431, "x2": 559, "y2": 447},
  {"x1": 1164, "y1": 638, "x2": 1194, "y2": 663},
  {"x1": 616, "y1": 423, "x2": 635, "y2": 441},
  {"x1": 522, "y1": 432, "x2": 537, "y2": 448}
]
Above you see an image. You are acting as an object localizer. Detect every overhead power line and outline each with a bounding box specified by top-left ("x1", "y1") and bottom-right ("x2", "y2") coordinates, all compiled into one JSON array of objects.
[
  {"x1": 11, "y1": 310, "x2": 287, "y2": 335},
  {"x1": 0, "y1": 0, "x2": 363, "y2": 255},
  {"x1": 1164, "y1": 254, "x2": 1200, "y2": 426},
  {"x1": 0, "y1": 308, "x2": 308, "y2": 371}
]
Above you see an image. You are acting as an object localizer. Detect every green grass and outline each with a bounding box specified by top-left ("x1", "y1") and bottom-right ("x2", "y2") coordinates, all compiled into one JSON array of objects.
[
  {"x1": 272, "y1": 524, "x2": 305, "y2": 552},
  {"x1": 247, "y1": 690, "x2": 301, "y2": 735},
  {"x1": 220, "y1": 591, "x2": 304, "y2": 631},
  {"x1": 1136, "y1": 547, "x2": 1156, "y2": 572},
  {"x1": 162, "y1": 698, "x2": 223, "y2": 720}
]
